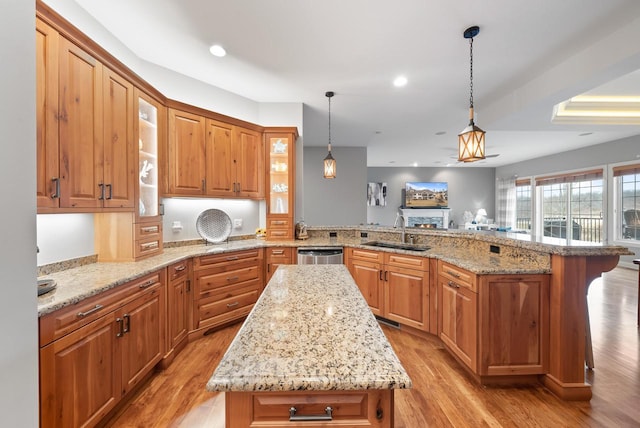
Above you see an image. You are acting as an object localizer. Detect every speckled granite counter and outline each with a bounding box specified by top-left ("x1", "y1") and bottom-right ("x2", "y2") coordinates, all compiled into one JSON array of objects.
[{"x1": 205, "y1": 264, "x2": 412, "y2": 392}]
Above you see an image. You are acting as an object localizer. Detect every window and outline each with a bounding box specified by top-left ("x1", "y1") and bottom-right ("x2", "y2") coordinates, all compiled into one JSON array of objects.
[
  {"x1": 613, "y1": 164, "x2": 640, "y2": 241},
  {"x1": 515, "y1": 179, "x2": 531, "y2": 231},
  {"x1": 536, "y1": 169, "x2": 603, "y2": 242}
]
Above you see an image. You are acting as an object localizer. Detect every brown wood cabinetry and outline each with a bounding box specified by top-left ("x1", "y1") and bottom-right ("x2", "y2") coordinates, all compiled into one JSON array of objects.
[
  {"x1": 438, "y1": 261, "x2": 550, "y2": 379},
  {"x1": 192, "y1": 249, "x2": 264, "y2": 335},
  {"x1": 39, "y1": 271, "x2": 166, "y2": 428},
  {"x1": 265, "y1": 247, "x2": 294, "y2": 283},
  {"x1": 167, "y1": 109, "x2": 264, "y2": 198},
  {"x1": 348, "y1": 248, "x2": 430, "y2": 330},
  {"x1": 265, "y1": 128, "x2": 298, "y2": 240},
  {"x1": 165, "y1": 259, "x2": 192, "y2": 364}
]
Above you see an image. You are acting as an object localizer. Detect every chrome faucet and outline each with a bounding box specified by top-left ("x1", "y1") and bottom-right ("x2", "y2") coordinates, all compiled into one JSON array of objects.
[{"x1": 394, "y1": 214, "x2": 406, "y2": 243}]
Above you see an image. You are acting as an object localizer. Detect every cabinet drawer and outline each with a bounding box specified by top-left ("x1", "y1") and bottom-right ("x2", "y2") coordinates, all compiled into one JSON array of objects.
[
  {"x1": 266, "y1": 228, "x2": 293, "y2": 240},
  {"x1": 196, "y1": 265, "x2": 260, "y2": 296},
  {"x1": 134, "y1": 237, "x2": 162, "y2": 259},
  {"x1": 195, "y1": 249, "x2": 262, "y2": 269},
  {"x1": 438, "y1": 261, "x2": 476, "y2": 292},
  {"x1": 198, "y1": 285, "x2": 260, "y2": 321},
  {"x1": 227, "y1": 389, "x2": 393, "y2": 427},
  {"x1": 168, "y1": 259, "x2": 191, "y2": 281},
  {"x1": 135, "y1": 221, "x2": 162, "y2": 240},
  {"x1": 350, "y1": 248, "x2": 384, "y2": 263},
  {"x1": 266, "y1": 247, "x2": 293, "y2": 263},
  {"x1": 385, "y1": 253, "x2": 428, "y2": 271},
  {"x1": 267, "y1": 218, "x2": 291, "y2": 229},
  {"x1": 39, "y1": 272, "x2": 162, "y2": 346}
]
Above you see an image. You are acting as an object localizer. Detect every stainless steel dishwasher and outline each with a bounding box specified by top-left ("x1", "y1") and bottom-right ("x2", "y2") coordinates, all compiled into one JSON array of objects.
[{"x1": 297, "y1": 247, "x2": 343, "y2": 264}]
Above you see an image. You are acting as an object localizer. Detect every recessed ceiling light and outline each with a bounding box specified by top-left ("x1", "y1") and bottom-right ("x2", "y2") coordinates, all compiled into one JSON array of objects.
[
  {"x1": 393, "y1": 75, "x2": 408, "y2": 87},
  {"x1": 412, "y1": 162, "x2": 418, "y2": 167},
  {"x1": 209, "y1": 44, "x2": 227, "y2": 57}
]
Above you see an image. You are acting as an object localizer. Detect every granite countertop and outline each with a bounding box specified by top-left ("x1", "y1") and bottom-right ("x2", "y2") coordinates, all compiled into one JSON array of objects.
[{"x1": 205, "y1": 264, "x2": 412, "y2": 392}]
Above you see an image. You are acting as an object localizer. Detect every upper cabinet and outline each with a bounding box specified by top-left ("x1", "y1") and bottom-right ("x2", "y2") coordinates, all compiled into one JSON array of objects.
[
  {"x1": 37, "y1": 18, "x2": 135, "y2": 212},
  {"x1": 166, "y1": 108, "x2": 264, "y2": 199},
  {"x1": 136, "y1": 91, "x2": 163, "y2": 221},
  {"x1": 264, "y1": 128, "x2": 298, "y2": 240}
]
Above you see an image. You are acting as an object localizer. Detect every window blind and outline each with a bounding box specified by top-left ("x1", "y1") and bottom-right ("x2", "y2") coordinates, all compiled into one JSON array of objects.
[
  {"x1": 612, "y1": 163, "x2": 640, "y2": 177},
  {"x1": 535, "y1": 169, "x2": 603, "y2": 186}
]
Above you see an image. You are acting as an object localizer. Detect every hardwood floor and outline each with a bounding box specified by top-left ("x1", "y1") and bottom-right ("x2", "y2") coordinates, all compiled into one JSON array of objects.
[{"x1": 105, "y1": 266, "x2": 640, "y2": 427}]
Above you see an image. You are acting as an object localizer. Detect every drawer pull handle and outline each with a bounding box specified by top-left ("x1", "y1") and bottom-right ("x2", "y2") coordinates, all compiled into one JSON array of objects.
[
  {"x1": 226, "y1": 276, "x2": 239, "y2": 282},
  {"x1": 77, "y1": 304, "x2": 104, "y2": 318},
  {"x1": 272, "y1": 250, "x2": 284, "y2": 255},
  {"x1": 226, "y1": 302, "x2": 239, "y2": 308},
  {"x1": 448, "y1": 280, "x2": 460, "y2": 289},
  {"x1": 226, "y1": 256, "x2": 239, "y2": 261},
  {"x1": 273, "y1": 221, "x2": 286, "y2": 225},
  {"x1": 139, "y1": 279, "x2": 156, "y2": 289},
  {"x1": 174, "y1": 264, "x2": 186, "y2": 272},
  {"x1": 141, "y1": 226, "x2": 158, "y2": 233},
  {"x1": 141, "y1": 241, "x2": 159, "y2": 250},
  {"x1": 446, "y1": 270, "x2": 461, "y2": 278},
  {"x1": 289, "y1": 406, "x2": 333, "y2": 422}
]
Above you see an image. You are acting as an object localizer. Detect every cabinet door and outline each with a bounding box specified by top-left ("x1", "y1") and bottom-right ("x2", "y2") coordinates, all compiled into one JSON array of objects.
[
  {"x1": 58, "y1": 37, "x2": 104, "y2": 208},
  {"x1": 385, "y1": 266, "x2": 429, "y2": 330},
  {"x1": 478, "y1": 275, "x2": 549, "y2": 376},
  {"x1": 168, "y1": 261, "x2": 191, "y2": 351},
  {"x1": 119, "y1": 283, "x2": 164, "y2": 395},
  {"x1": 350, "y1": 259, "x2": 384, "y2": 316},
  {"x1": 102, "y1": 68, "x2": 135, "y2": 208},
  {"x1": 205, "y1": 119, "x2": 234, "y2": 197},
  {"x1": 167, "y1": 109, "x2": 206, "y2": 195},
  {"x1": 40, "y1": 313, "x2": 120, "y2": 428},
  {"x1": 439, "y1": 277, "x2": 477, "y2": 371},
  {"x1": 234, "y1": 127, "x2": 263, "y2": 198},
  {"x1": 36, "y1": 18, "x2": 60, "y2": 209}
]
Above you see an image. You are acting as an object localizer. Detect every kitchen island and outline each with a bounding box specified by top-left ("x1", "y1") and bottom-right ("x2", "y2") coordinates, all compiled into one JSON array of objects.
[{"x1": 206, "y1": 264, "x2": 411, "y2": 427}]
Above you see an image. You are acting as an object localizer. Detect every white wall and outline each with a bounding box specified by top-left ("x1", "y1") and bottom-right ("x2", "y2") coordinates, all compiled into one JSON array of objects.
[
  {"x1": 37, "y1": 214, "x2": 94, "y2": 265},
  {"x1": 367, "y1": 167, "x2": 496, "y2": 227},
  {"x1": 0, "y1": 1, "x2": 39, "y2": 425},
  {"x1": 303, "y1": 147, "x2": 368, "y2": 226}
]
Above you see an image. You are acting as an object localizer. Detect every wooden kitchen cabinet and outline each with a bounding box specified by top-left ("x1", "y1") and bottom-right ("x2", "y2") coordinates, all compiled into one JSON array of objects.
[
  {"x1": 167, "y1": 108, "x2": 206, "y2": 196},
  {"x1": 264, "y1": 128, "x2": 298, "y2": 240},
  {"x1": 165, "y1": 259, "x2": 192, "y2": 364},
  {"x1": 348, "y1": 248, "x2": 430, "y2": 330},
  {"x1": 265, "y1": 247, "x2": 294, "y2": 284},
  {"x1": 205, "y1": 120, "x2": 264, "y2": 198},
  {"x1": 438, "y1": 261, "x2": 478, "y2": 371},
  {"x1": 192, "y1": 249, "x2": 264, "y2": 336},
  {"x1": 39, "y1": 271, "x2": 166, "y2": 428},
  {"x1": 37, "y1": 21, "x2": 135, "y2": 212}
]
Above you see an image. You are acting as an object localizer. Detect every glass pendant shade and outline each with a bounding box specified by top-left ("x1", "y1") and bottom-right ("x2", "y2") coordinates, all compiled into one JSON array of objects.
[
  {"x1": 458, "y1": 108, "x2": 486, "y2": 162},
  {"x1": 323, "y1": 146, "x2": 336, "y2": 179}
]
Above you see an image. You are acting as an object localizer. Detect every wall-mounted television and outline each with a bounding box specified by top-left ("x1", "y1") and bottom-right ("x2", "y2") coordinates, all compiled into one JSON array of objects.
[{"x1": 405, "y1": 182, "x2": 448, "y2": 208}]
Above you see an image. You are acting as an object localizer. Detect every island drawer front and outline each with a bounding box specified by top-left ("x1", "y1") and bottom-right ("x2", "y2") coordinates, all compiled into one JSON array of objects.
[
  {"x1": 198, "y1": 285, "x2": 260, "y2": 322},
  {"x1": 195, "y1": 249, "x2": 262, "y2": 269},
  {"x1": 227, "y1": 389, "x2": 393, "y2": 427},
  {"x1": 385, "y1": 253, "x2": 428, "y2": 271},
  {"x1": 350, "y1": 248, "x2": 384, "y2": 263},
  {"x1": 266, "y1": 247, "x2": 294, "y2": 263},
  {"x1": 196, "y1": 265, "x2": 260, "y2": 295},
  {"x1": 438, "y1": 261, "x2": 476, "y2": 292},
  {"x1": 39, "y1": 272, "x2": 163, "y2": 346}
]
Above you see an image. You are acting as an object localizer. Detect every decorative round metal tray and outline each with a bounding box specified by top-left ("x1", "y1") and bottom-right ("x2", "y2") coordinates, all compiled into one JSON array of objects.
[{"x1": 196, "y1": 209, "x2": 232, "y2": 243}]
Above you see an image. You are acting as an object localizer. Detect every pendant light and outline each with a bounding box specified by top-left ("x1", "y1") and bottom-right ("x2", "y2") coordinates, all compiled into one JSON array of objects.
[
  {"x1": 458, "y1": 26, "x2": 486, "y2": 163},
  {"x1": 323, "y1": 91, "x2": 337, "y2": 179}
]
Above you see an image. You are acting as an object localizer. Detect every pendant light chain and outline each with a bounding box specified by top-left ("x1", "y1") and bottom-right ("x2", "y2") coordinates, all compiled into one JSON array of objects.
[
  {"x1": 469, "y1": 36, "x2": 474, "y2": 110},
  {"x1": 328, "y1": 94, "x2": 332, "y2": 151}
]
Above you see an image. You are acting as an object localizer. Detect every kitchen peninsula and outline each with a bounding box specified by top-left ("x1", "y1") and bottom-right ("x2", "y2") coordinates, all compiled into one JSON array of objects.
[
  {"x1": 37, "y1": 226, "x2": 632, "y2": 426},
  {"x1": 206, "y1": 264, "x2": 411, "y2": 427}
]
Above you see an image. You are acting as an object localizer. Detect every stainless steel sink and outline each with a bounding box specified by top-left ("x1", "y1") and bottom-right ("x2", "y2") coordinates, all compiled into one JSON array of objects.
[{"x1": 362, "y1": 241, "x2": 430, "y2": 252}]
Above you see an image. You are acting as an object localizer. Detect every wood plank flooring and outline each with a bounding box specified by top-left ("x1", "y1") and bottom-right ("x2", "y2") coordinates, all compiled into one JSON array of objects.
[{"x1": 104, "y1": 266, "x2": 640, "y2": 427}]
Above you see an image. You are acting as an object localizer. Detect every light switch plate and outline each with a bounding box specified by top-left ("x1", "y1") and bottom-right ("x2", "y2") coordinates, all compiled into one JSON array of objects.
[{"x1": 233, "y1": 218, "x2": 243, "y2": 229}]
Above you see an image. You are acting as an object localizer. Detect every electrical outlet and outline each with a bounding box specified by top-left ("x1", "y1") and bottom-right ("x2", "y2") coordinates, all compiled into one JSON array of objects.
[{"x1": 233, "y1": 218, "x2": 243, "y2": 229}]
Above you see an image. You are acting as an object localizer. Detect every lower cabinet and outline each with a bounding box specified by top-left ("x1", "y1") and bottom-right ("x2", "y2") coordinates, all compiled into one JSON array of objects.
[
  {"x1": 348, "y1": 248, "x2": 429, "y2": 331},
  {"x1": 438, "y1": 260, "x2": 550, "y2": 379},
  {"x1": 265, "y1": 246, "x2": 294, "y2": 284},
  {"x1": 39, "y1": 271, "x2": 165, "y2": 428},
  {"x1": 165, "y1": 259, "x2": 192, "y2": 364},
  {"x1": 193, "y1": 248, "x2": 264, "y2": 333}
]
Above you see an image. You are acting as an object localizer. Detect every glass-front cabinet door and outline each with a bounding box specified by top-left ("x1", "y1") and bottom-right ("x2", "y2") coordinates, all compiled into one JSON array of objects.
[
  {"x1": 137, "y1": 95, "x2": 159, "y2": 219},
  {"x1": 265, "y1": 128, "x2": 298, "y2": 240}
]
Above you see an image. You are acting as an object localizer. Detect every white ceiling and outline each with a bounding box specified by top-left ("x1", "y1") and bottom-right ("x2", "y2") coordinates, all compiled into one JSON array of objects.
[{"x1": 69, "y1": 0, "x2": 640, "y2": 167}]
